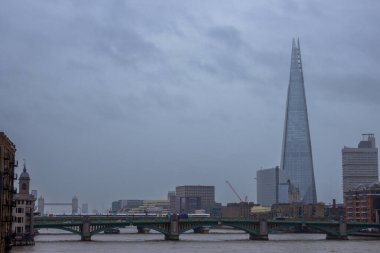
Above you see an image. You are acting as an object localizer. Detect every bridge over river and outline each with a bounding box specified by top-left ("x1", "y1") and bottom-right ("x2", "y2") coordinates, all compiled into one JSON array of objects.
[{"x1": 33, "y1": 215, "x2": 380, "y2": 241}]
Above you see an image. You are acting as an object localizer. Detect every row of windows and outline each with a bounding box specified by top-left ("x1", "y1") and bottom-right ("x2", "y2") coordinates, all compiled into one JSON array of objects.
[
  {"x1": 13, "y1": 217, "x2": 24, "y2": 223},
  {"x1": 15, "y1": 200, "x2": 33, "y2": 205}
]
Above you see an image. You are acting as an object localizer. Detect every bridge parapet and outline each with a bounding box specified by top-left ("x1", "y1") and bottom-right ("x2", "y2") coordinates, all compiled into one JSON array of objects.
[{"x1": 33, "y1": 216, "x2": 380, "y2": 241}]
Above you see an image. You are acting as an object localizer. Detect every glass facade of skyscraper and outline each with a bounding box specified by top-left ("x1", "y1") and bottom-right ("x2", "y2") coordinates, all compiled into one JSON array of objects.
[{"x1": 280, "y1": 39, "x2": 317, "y2": 204}]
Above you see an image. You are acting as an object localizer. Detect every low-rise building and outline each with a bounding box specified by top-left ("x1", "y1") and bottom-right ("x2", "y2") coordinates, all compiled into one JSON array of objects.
[
  {"x1": 272, "y1": 202, "x2": 325, "y2": 220},
  {"x1": 128, "y1": 200, "x2": 170, "y2": 213},
  {"x1": 324, "y1": 199, "x2": 345, "y2": 221},
  {"x1": 251, "y1": 206, "x2": 272, "y2": 220},
  {"x1": 345, "y1": 182, "x2": 380, "y2": 223},
  {"x1": 221, "y1": 202, "x2": 255, "y2": 218}
]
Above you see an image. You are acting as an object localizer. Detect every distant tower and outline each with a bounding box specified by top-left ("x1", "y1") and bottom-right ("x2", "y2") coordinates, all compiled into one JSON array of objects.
[
  {"x1": 19, "y1": 160, "x2": 31, "y2": 194},
  {"x1": 280, "y1": 39, "x2": 317, "y2": 204},
  {"x1": 342, "y1": 134, "x2": 378, "y2": 198},
  {"x1": 72, "y1": 196, "x2": 78, "y2": 214},
  {"x1": 81, "y1": 203, "x2": 88, "y2": 214},
  {"x1": 38, "y1": 196, "x2": 45, "y2": 215}
]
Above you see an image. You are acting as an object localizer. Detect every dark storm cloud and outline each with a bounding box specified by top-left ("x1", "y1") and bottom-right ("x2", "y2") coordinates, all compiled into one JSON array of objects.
[{"x1": 1, "y1": 0, "x2": 379, "y2": 209}]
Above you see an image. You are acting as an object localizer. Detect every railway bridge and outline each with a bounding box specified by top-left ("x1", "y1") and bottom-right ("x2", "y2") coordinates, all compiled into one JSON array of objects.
[{"x1": 33, "y1": 215, "x2": 380, "y2": 241}]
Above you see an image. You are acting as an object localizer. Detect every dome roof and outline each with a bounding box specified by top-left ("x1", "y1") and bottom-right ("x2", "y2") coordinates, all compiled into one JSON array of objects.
[{"x1": 19, "y1": 163, "x2": 30, "y2": 180}]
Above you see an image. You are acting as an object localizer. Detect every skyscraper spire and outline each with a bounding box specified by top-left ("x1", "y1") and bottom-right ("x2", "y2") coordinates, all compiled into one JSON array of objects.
[{"x1": 281, "y1": 38, "x2": 317, "y2": 204}]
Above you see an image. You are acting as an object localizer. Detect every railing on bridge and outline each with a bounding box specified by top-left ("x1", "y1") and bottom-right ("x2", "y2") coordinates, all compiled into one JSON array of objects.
[{"x1": 33, "y1": 215, "x2": 380, "y2": 241}]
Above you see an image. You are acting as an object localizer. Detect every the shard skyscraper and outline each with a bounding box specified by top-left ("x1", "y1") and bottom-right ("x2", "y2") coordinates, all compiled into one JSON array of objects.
[{"x1": 280, "y1": 39, "x2": 317, "y2": 204}]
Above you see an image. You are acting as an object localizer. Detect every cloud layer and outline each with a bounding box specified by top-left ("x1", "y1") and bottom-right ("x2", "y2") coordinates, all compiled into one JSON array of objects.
[{"x1": 1, "y1": 0, "x2": 379, "y2": 210}]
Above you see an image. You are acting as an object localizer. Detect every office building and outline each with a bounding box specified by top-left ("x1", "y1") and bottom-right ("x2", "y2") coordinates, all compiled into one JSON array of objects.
[
  {"x1": 167, "y1": 191, "x2": 176, "y2": 212},
  {"x1": 257, "y1": 167, "x2": 288, "y2": 206},
  {"x1": 175, "y1": 185, "x2": 215, "y2": 213},
  {"x1": 0, "y1": 132, "x2": 17, "y2": 253},
  {"x1": 72, "y1": 196, "x2": 78, "y2": 214},
  {"x1": 81, "y1": 203, "x2": 88, "y2": 214},
  {"x1": 280, "y1": 39, "x2": 317, "y2": 204},
  {"x1": 342, "y1": 134, "x2": 378, "y2": 198},
  {"x1": 37, "y1": 196, "x2": 44, "y2": 215}
]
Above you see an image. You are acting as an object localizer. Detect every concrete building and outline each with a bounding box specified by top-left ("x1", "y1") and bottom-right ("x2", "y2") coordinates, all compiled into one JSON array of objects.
[
  {"x1": 12, "y1": 162, "x2": 36, "y2": 246},
  {"x1": 345, "y1": 182, "x2": 380, "y2": 223},
  {"x1": 221, "y1": 202, "x2": 255, "y2": 218},
  {"x1": 37, "y1": 196, "x2": 44, "y2": 215},
  {"x1": 342, "y1": 134, "x2": 378, "y2": 199},
  {"x1": 81, "y1": 203, "x2": 88, "y2": 214},
  {"x1": 72, "y1": 196, "x2": 78, "y2": 214},
  {"x1": 167, "y1": 191, "x2": 176, "y2": 212},
  {"x1": 175, "y1": 185, "x2": 215, "y2": 213},
  {"x1": 256, "y1": 166, "x2": 295, "y2": 207},
  {"x1": 125, "y1": 200, "x2": 144, "y2": 209},
  {"x1": 251, "y1": 206, "x2": 272, "y2": 220},
  {"x1": 0, "y1": 132, "x2": 17, "y2": 253},
  {"x1": 111, "y1": 201, "x2": 122, "y2": 213},
  {"x1": 272, "y1": 202, "x2": 325, "y2": 220},
  {"x1": 111, "y1": 199, "x2": 144, "y2": 213},
  {"x1": 129, "y1": 200, "x2": 170, "y2": 213},
  {"x1": 281, "y1": 39, "x2": 317, "y2": 204}
]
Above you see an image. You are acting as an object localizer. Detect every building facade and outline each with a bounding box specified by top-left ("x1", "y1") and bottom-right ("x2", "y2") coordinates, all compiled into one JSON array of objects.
[
  {"x1": 167, "y1": 191, "x2": 176, "y2": 212},
  {"x1": 175, "y1": 185, "x2": 215, "y2": 213},
  {"x1": 280, "y1": 39, "x2": 317, "y2": 204},
  {"x1": 72, "y1": 196, "x2": 78, "y2": 214},
  {"x1": 12, "y1": 163, "x2": 36, "y2": 246},
  {"x1": 0, "y1": 132, "x2": 17, "y2": 253},
  {"x1": 342, "y1": 134, "x2": 378, "y2": 199},
  {"x1": 221, "y1": 202, "x2": 255, "y2": 218},
  {"x1": 272, "y1": 202, "x2": 325, "y2": 220},
  {"x1": 81, "y1": 203, "x2": 88, "y2": 214},
  {"x1": 345, "y1": 182, "x2": 380, "y2": 223},
  {"x1": 256, "y1": 167, "x2": 288, "y2": 207}
]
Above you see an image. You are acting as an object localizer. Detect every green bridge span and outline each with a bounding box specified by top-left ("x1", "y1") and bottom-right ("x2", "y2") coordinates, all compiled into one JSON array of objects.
[{"x1": 33, "y1": 215, "x2": 380, "y2": 241}]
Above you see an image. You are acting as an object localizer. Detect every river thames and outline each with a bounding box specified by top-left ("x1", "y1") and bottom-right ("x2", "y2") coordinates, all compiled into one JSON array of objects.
[{"x1": 10, "y1": 227, "x2": 380, "y2": 253}]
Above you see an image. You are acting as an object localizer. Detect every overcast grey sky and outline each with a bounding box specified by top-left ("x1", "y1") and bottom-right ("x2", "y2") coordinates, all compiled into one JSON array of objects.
[{"x1": 1, "y1": 0, "x2": 379, "y2": 211}]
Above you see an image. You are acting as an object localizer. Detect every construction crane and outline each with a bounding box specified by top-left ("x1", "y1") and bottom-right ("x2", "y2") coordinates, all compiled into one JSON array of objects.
[{"x1": 225, "y1": 180, "x2": 248, "y2": 203}]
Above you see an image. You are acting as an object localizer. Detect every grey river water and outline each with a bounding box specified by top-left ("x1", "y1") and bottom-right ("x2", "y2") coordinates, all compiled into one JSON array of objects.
[{"x1": 11, "y1": 227, "x2": 380, "y2": 253}]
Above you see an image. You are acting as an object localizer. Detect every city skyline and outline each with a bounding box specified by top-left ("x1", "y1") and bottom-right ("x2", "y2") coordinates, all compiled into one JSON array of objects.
[{"x1": 1, "y1": 1, "x2": 380, "y2": 210}]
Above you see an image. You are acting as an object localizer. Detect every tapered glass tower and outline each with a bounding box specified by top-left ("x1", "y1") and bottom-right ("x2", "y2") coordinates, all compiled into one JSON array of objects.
[{"x1": 280, "y1": 39, "x2": 317, "y2": 204}]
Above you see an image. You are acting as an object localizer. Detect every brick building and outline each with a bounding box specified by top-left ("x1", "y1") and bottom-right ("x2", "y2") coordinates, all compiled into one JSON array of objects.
[
  {"x1": 345, "y1": 182, "x2": 380, "y2": 223},
  {"x1": 0, "y1": 133, "x2": 17, "y2": 253}
]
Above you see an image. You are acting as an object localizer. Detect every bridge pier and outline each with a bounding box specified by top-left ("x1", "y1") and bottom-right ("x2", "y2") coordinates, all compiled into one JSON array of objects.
[
  {"x1": 81, "y1": 217, "x2": 91, "y2": 241},
  {"x1": 165, "y1": 213, "x2": 179, "y2": 241},
  {"x1": 249, "y1": 220, "x2": 268, "y2": 240},
  {"x1": 326, "y1": 222, "x2": 348, "y2": 240}
]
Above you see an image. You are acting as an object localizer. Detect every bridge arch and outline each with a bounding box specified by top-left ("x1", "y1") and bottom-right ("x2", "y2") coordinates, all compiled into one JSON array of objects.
[
  {"x1": 179, "y1": 222, "x2": 218, "y2": 234},
  {"x1": 221, "y1": 223, "x2": 258, "y2": 235},
  {"x1": 91, "y1": 225, "x2": 122, "y2": 236},
  {"x1": 132, "y1": 224, "x2": 170, "y2": 236},
  {"x1": 37, "y1": 226, "x2": 82, "y2": 236},
  {"x1": 268, "y1": 223, "x2": 339, "y2": 236}
]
